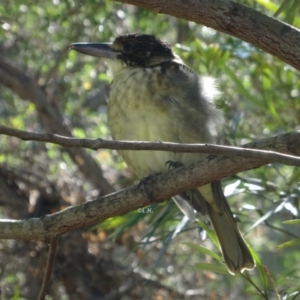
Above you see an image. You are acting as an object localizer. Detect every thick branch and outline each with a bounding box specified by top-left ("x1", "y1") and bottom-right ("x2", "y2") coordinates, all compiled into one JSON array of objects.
[
  {"x1": 0, "y1": 132, "x2": 298, "y2": 241},
  {"x1": 0, "y1": 126, "x2": 300, "y2": 166},
  {"x1": 116, "y1": 0, "x2": 300, "y2": 71}
]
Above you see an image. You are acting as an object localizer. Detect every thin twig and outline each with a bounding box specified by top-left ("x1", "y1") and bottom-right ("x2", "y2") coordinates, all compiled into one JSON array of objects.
[
  {"x1": 1, "y1": 126, "x2": 300, "y2": 166},
  {"x1": 37, "y1": 237, "x2": 58, "y2": 300},
  {"x1": 264, "y1": 266, "x2": 280, "y2": 300},
  {"x1": 241, "y1": 272, "x2": 268, "y2": 299},
  {"x1": 264, "y1": 221, "x2": 299, "y2": 239}
]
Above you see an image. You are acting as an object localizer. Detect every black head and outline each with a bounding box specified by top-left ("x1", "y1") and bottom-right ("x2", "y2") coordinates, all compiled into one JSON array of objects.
[
  {"x1": 70, "y1": 34, "x2": 176, "y2": 68},
  {"x1": 111, "y1": 34, "x2": 175, "y2": 67}
]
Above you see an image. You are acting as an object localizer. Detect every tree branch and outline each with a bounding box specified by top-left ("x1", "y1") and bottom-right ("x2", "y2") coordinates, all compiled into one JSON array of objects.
[
  {"x1": 1, "y1": 125, "x2": 300, "y2": 166},
  {"x1": 115, "y1": 0, "x2": 300, "y2": 71},
  {"x1": 0, "y1": 130, "x2": 299, "y2": 241}
]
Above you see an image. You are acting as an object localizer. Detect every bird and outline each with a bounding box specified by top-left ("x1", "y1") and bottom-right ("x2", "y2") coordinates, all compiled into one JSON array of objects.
[{"x1": 70, "y1": 33, "x2": 255, "y2": 274}]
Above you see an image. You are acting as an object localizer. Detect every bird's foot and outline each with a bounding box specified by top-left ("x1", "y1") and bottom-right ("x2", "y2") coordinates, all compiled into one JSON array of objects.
[
  {"x1": 165, "y1": 160, "x2": 183, "y2": 170},
  {"x1": 137, "y1": 173, "x2": 162, "y2": 201}
]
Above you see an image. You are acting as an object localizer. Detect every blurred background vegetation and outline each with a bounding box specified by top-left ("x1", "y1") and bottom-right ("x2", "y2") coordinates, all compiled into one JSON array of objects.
[{"x1": 0, "y1": 0, "x2": 300, "y2": 299}]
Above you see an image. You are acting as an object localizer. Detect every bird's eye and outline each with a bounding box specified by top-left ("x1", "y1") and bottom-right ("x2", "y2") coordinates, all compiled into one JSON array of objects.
[{"x1": 123, "y1": 42, "x2": 133, "y2": 52}]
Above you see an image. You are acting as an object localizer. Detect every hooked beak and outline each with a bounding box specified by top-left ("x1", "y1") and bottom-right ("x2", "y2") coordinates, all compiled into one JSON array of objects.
[{"x1": 69, "y1": 42, "x2": 117, "y2": 59}]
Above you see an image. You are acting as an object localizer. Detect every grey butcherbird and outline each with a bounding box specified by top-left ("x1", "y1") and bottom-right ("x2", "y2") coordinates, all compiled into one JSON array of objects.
[{"x1": 70, "y1": 34, "x2": 255, "y2": 274}]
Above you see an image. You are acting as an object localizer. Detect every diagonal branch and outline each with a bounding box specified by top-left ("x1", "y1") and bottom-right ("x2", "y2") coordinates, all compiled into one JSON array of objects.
[
  {"x1": 115, "y1": 0, "x2": 300, "y2": 71},
  {"x1": 0, "y1": 131, "x2": 298, "y2": 241}
]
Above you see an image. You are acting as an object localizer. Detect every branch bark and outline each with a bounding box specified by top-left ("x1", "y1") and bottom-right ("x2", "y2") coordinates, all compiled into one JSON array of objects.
[
  {"x1": 0, "y1": 131, "x2": 299, "y2": 241},
  {"x1": 116, "y1": 0, "x2": 300, "y2": 71}
]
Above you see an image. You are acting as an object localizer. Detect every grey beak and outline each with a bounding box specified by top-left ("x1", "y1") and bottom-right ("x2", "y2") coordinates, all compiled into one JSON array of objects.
[{"x1": 69, "y1": 42, "x2": 117, "y2": 59}]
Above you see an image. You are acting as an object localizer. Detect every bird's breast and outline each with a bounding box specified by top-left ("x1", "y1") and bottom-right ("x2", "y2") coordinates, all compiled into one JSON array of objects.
[{"x1": 107, "y1": 67, "x2": 178, "y2": 176}]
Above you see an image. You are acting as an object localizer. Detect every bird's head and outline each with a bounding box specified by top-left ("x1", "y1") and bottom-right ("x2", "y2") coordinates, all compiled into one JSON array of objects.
[{"x1": 70, "y1": 34, "x2": 181, "y2": 75}]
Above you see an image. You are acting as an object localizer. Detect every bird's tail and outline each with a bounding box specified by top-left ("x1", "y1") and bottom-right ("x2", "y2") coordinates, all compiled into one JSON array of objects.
[
  {"x1": 204, "y1": 182, "x2": 255, "y2": 274},
  {"x1": 173, "y1": 181, "x2": 255, "y2": 274}
]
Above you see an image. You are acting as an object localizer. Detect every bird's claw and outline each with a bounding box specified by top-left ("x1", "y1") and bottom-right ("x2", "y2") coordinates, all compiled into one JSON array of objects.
[{"x1": 165, "y1": 160, "x2": 183, "y2": 170}]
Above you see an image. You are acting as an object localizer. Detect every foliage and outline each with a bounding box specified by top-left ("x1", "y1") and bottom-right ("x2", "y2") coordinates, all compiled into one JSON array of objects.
[{"x1": 0, "y1": 0, "x2": 299, "y2": 299}]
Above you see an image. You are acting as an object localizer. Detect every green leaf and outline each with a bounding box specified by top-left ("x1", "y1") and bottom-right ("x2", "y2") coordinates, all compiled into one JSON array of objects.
[
  {"x1": 183, "y1": 242, "x2": 223, "y2": 261},
  {"x1": 249, "y1": 248, "x2": 269, "y2": 293},
  {"x1": 196, "y1": 218, "x2": 219, "y2": 248},
  {"x1": 223, "y1": 65, "x2": 261, "y2": 106},
  {"x1": 274, "y1": 0, "x2": 293, "y2": 17},
  {"x1": 277, "y1": 238, "x2": 300, "y2": 249},
  {"x1": 282, "y1": 219, "x2": 300, "y2": 225},
  {"x1": 192, "y1": 263, "x2": 229, "y2": 274},
  {"x1": 255, "y1": 0, "x2": 278, "y2": 13}
]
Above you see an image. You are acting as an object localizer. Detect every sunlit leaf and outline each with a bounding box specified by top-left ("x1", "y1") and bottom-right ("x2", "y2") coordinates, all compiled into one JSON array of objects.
[
  {"x1": 183, "y1": 242, "x2": 223, "y2": 261},
  {"x1": 192, "y1": 263, "x2": 229, "y2": 274},
  {"x1": 277, "y1": 238, "x2": 300, "y2": 249},
  {"x1": 282, "y1": 219, "x2": 300, "y2": 225}
]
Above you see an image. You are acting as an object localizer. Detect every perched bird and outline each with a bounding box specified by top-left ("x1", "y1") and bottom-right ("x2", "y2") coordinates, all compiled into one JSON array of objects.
[{"x1": 70, "y1": 34, "x2": 255, "y2": 274}]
